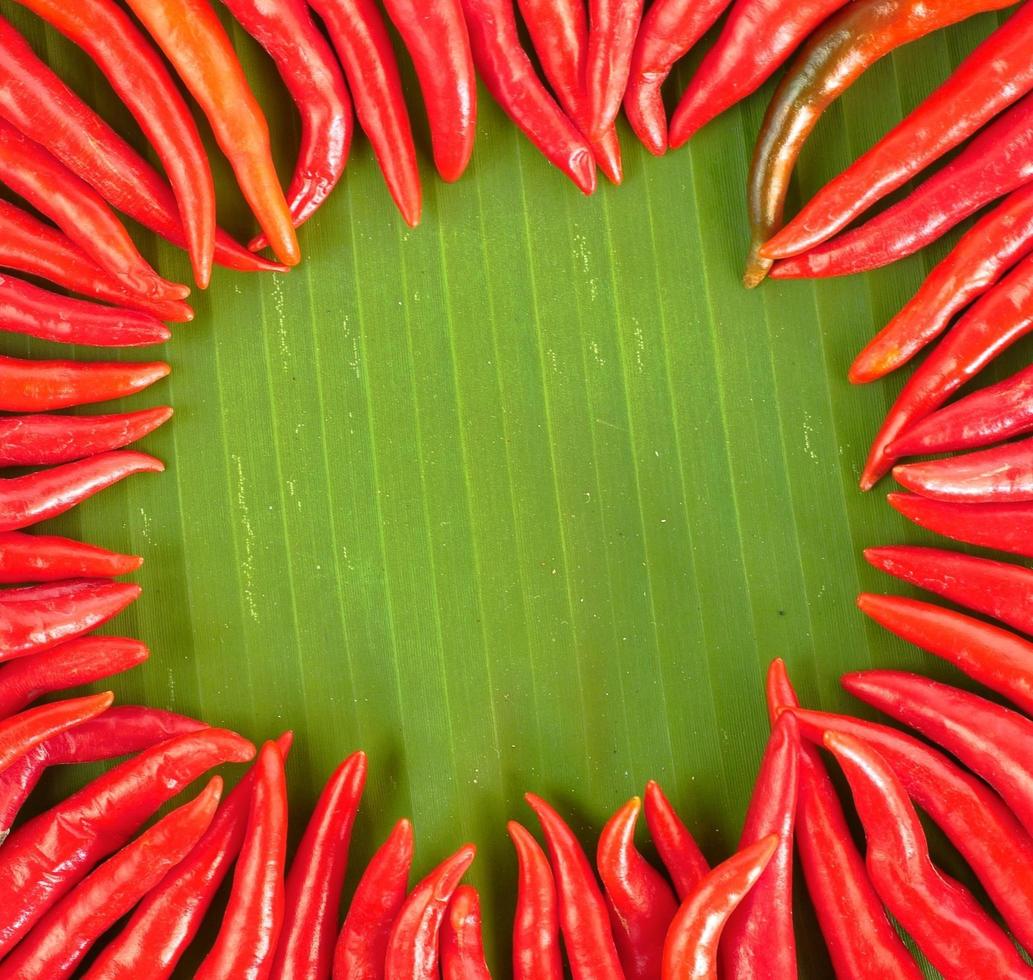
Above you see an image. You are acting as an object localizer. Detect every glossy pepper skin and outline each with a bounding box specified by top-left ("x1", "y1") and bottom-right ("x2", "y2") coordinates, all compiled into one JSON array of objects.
[
  {"x1": 661, "y1": 834, "x2": 778, "y2": 980},
  {"x1": 441, "y1": 885, "x2": 493, "y2": 979},
  {"x1": 641, "y1": 781, "x2": 708, "y2": 900},
  {"x1": 584, "y1": 0, "x2": 644, "y2": 141},
  {"x1": 889, "y1": 492, "x2": 1033, "y2": 559},
  {"x1": 0, "y1": 355, "x2": 169, "y2": 413},
  {"x1": 825, "y1": 732, "x2": 1033, "y2": 979},
  {"x1": 310, "y1": 0, "x2": 423, "y2": 227},
  {"x1": 894, "y1": 437, "x2": 1033, "y2": 503},
  {"x1": 0, "y1": 532, "x2": 142, "y2": 584},
  {"x1": 333, "y1": 818, "x2": 414, "y2": 980},
  {"x1": 384, "y1": 844, "x2": 477, "y2": 980},
  {"x1": 765, "y1": 1, "x2": 1033, "y2": 260},
  {"x1": 270, "y1": 750, "x2": 368, "y2": 980},
  {"x1": 508, "y1": 820, "x2": 563, "y2": 980},
  {"x1": 597, "y1": 796, "x2": 678, "y2": 980},
  {"x1": 0, "y1": 778, "x2": 221, "y2": 980},
  {"x1": 0, "y1": 691, "x2": 113, "y2": 776},
  {"x1": 525, "y1": 793, "x2": 624, "y2": 979}
]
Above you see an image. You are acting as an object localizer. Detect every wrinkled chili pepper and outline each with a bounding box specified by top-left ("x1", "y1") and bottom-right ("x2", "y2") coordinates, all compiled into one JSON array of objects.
[
  {"x1": 385, "y1": 843, "x2": 477, "y2": 980},
  {"x1": 0, "y1": 452, "x2": 164, "y2": 533},
  {"x1": 524, "y1": 793, "x2": 623, "y2": 979},
  {"x1": 0, "y1": 408, "x2": 173, "y2": 468},
  {"x1": 766, "y1": 661, "x2": 920, "y2": 979},
  {"x1": 584, "y1": 0, "x2": 644, "y2": 141},
  {"x1": 889, "y1": 492, "x2": 1033, "y2": 559},
  {"x1": 271, "y1": 750, "x2": 367, "y2": 980},
  {"x1": 0, "y1": 778, "x2": 221, "y2": 980},
  {"x1": 309, "y1": 0, "x2": 422, "y2": 227},
  {"x1": 866, "y1": 545, "x2": 1033, "y2": 637},
  {"x1": 0, "y1": 636, "x2": 147, "y2": 717},
  {"x1": 0, "y1": 355, "x2": 169, "y2": 413},
  {"x1": 508, "y1": 820, "x2": 563, "y2": 980},
  {"x1": 0, "y1": 691, "x2": 112, "y2": 775},
  {"x1": 597, "y1": 795, "x2": 678, "y2": 980},
  {"x1": 825, "y1": 731, "x2": 1033, "y2": 979},
  {"x1": 0, "y1": 579, "x2": 141, "y2": 661},
  {"x1": 0, "y1": 726, "x2": 252, "y2": 954},
  {"x1": 195, "y1": 740, "x2": 289, "y2": 980},
  {"x1": 792, "y1": 705, "x2": 1033, "y2": 954},
  {"x1": 441, "y1": 885, "x2": 493, "y2": 979},
  {"x1": 0, "y1": 532, "x2": 142, "y2": 584},
  {"x1": 742, "y1": 0, "x2": 1017, "y2": 287},
  {"x1": 721, "y1": 713, "x2": 798, "y2": 979},
  {"x1": 623, "y1": 0, "x2": 732, "y2": 155},
  {"x1": 642, "y1": 781, "x2": 709, "y2": 900},
  {"x1": 334, "y1": 818, "x2": 414, "y2": 980},
  {"x1": 661, "y1": 834, "x2": 779, "y2": 980},
  {"x1": 459, "y1": 0, "x2": 597, "y2": 195},
  {"x1": 894, "y1": 437, "x2": 1033, "y2": 503},
  {"x1": 862, "y1": 251, "x2": 1033, "y2": 489},
  {"x1": 83, "y1": 732, "x2": 293, "y2": 980}
]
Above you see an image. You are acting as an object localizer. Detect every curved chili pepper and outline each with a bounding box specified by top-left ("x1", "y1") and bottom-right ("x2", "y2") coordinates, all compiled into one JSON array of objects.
[
  {"x1": 384, "y1": 843, "x2": 477, "y2": 980},
  {"x1": 584, "y1": 0, "x2": 644, "y2": 141},
  {"x1": 850, "y1": 187, "x2": 1033, "y2": 384},
  {"x1": 270, "y1": 750, "x2": 367, "y2": 979},
  {"x1": 441, "y1": 885, "x2": 492, "y2": 979},
  {"x1": 862, "y1": 252, "x2": 1033, "y2": 489},
  {"x1": 0, "y1": 408, "x2": 173, "y2": 468},
  {"x1": 0, "y1": 726, "x2": 252, "y2": 954},
  {"x1": 195, "y1": 740, "x2": 289, "y2": 980},
  {"x1": 597, "y1": 795, "x2": 678, "y2": 980},
  {"x1": 459, "y1": 0, "x2": 597, "y2": 195},
  {"x1": 845, "y1": 669, "x2": 1033, "y2": 836},
  {"x1": 824, "y1": 731, "x2": 1033, "y2": 979},
  {"x1": 0, "y1": 691, "x2": 112, "y2": 775},
  {"x1": 0, "y1": 452, "x2": 164, "y2": 533},
  {"x1": 508, "y1": 820, "x2": 563, "y2": 980},
  {"x1": 623, "y1": 0, "x2": 732, "y2": 156},
  {"x1": 866, "y1": 546, "x2": 1033, "y2": 637},
  {"x1": 0, "y1": 636, "x2": 147, "y2": 717},
  {"x1": 0, "y1": 355, "x2": 169, "y2": 413},
  {"x1": 766, "y1": 661, "x2": 920, "y2": 979},
  {"x1": 0, "y1": 579, "x2": 141, "y2": 661},
  {"x1": 661, "y1": 834, "x2": 778, "y2": 980},
  {"x1": 742, "y1": 0, "x2": 1016, "y2": 287},
  {"x1": 889, "y1": 491, "x2": 1033, "y2": 559},
  {"x1": 641, "y1": 781, "x2": 708, "y2": 900},
  {"x1": 0, "y1": 532, "x2": 142, "y2": 584},
  {"x1": 792, "y1": 705, "x2": 1033, "y2": 954},
  {"x1": 720, "y1": 712, "x2": 798, "y2": 979},
  {"x1": 83, "y1": 732, "x2": 293, "y2": 980},
  {"x1": 334, "y1": 818, "x2": 414, "y2": 980},
  {"x1": 894, "y1": 437, "x2": 1033, "y2": 503},
  {"x1": 765, "y1": 2, "x2": 1033, "y2": 260},
  {"x1": 309, "y1": 0, "x2": 422, "y2": 227},
  {"x1": 891, "y1": 363, "x2": 1033, "y2": 456},
  {"x1": 524, "y1": 793, "x2": 623, "y2": 979}
]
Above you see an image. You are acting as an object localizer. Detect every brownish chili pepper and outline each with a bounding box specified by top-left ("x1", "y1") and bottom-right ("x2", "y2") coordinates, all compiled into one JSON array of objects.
[
  {"x1": 0, "y1": 691, "x2": 113, "y2": 775},
  {"x1": 0, "y1": 355, "x2": 169, "y2": 413},
  {"x1": 508, "y1": 820, "x2": 563, "y2": 980},
  {"x1": 0, "y1": 532, "x2": 142, "y2": 584},
  {"x1": 584, "y1": 0, "x2": 644, "y2": 141},
  {"x1": 441, "y1": 885, "x2": 493, "y2": 979},
  {"x1": 889, "y1": 492, "x2": 1033, "y2": 559},
  {"x1": 894, "y1": 437, "x2": 1033, "y2": 503},
  {"x1": 642, "y1": 781, "x2": 709, "y2": 900}
]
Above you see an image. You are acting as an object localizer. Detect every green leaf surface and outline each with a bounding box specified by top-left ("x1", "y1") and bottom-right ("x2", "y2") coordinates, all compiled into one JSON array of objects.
[{"x1": 3, "y1": 4, "x2": 1027, "y2": 976}]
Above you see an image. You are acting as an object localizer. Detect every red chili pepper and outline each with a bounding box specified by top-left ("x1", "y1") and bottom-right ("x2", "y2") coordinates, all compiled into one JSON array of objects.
[
  {"x1": 888, "y1": 491, "x2": 1033, "y2": 559},
  {"x1": 0, "y1": 579, "x2": 141, "y2": 661},
  {"x1": 524, "y1": 793, "x2": 623, "y2": 979},
  {"x1": 309, "y1": 0, "x2": 422, "y2": 227},
  {"x1": 0, "y1": 355, "x2": 169, "y2": 413},
  {"x1": 865, "y1": 545, "x2": 1033, "y2": 638},
  {"x1": 0, "y1": 777, "x2": 221, "y2": 980},
  {"x1": 596, "y1": 796, "x2": 678, "y2": 980},
  {"x1": 766, "y1": 662, "x2": 920, "y2": 979},
  {"x1": 459, "y1": 0, "x2": 597, "y2": 195},
  {"x1": 0, "y1": 725, "x2": 252, "y2": 954},
  {"x1": 862, "y1": 252, "x2": 1033, "y2": 489},
  {"x1": 824, "y1": 731, "x2": 1033, "y2": 978},
  {"x1": 584, "y1": 0, "x2": 644, "y2": 142},
  {"x1": 845, "y1": 669, "x2": 1033, "y2": 836},
  {"x1": 507, "y1": 820, "x2": 563, "y2": 980},
  {"x1": 333, "y1": 818, "x2": 414, "y2": 980},
  {"x1": 623, "y1": 0, "x2": 733, "y2": 156},
  {"x1": 661, "y1": 834, "x2": 779, "y2": 980},
  {"x1": 772, "y1": 92, "x2": 1033, "y2": 281},
  {"x1": 0, "y1": 532, "x2": 142, "y2": 584},
  {"x1": 270, "y1": 750, "x2": 367, "y2": 980},
  {"x1": 384, "y1": 843, "x2": 477, "y2": 980},
  {"x1": 792, "y1": 705, "x2": 1033, "y2": 955},
  {"x1": 0, "y1": 636, "x2": 147, "y2": 717},
  {"x1": 0, "y1": 691, "x2": 112, "y2": 775},
  {"x1": 0, "y1": 408, "x2": 172, "y2": 468},
  {"x1": 641, "y1": 781, "x2": 708, "y2": 900},
  {"x1": 441, "y1": 885, "x2": 493, "y2": 979},
  {"x1": 195, "y1": 739, "x2": 289, "y2": 980},
  {"x1": 720, "y1": 713, "x2": 798, "y2": 979},
  {"x1": 83, "y1": 732, "x2": 293, "y2": 980},
  {"x1": 894, "y1": 436, "x2": 1033, "y2": 504}
]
